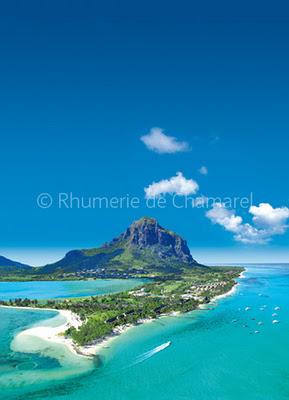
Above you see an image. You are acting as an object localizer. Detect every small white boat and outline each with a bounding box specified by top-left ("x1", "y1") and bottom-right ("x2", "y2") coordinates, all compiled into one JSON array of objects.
[
  {"x1": 254, "y1": 330, "x2": 260, "y2": 334},
  {"x1": 272, "y1": 313, "x2": 278, "y2": 317},
  {"x1": 245, "y1": 307, "x2": 251, "y2": 311},
  {"x1": 158, "y1": 341, "x2": 171, "y2": 350},
  {"x1": 257, "y1": 321, "x2": 263, "y2": 326},
  {"x1": 272, "y1": 320, "x2": 280, "y2": 324},
  {"x1": 274, "y1": 306, "x2": 281, "y2": 311}
]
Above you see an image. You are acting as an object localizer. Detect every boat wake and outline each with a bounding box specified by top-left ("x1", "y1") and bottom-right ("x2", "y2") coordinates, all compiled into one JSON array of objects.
[{"x1": 132, "y1": 341, "x2": 171, "y2": 365}]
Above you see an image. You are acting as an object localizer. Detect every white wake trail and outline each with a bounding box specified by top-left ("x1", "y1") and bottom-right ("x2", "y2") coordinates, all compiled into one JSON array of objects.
[{"x1": 132, "y1": 341, "x2": 171, "y2": 365}]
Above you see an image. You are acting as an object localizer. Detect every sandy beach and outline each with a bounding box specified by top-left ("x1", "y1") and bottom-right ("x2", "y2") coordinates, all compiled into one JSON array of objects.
[
  {"x1": 239, "y1": 270, "x2": 246, "y2": 279},
  {"x1": 210, "y1": 267, "x2": 246, "y2": 303},
  {"x1": 0, "y1": 305, "x2": 92, "y2": 357},
  {"x1": 0, "y1": 305, "x2": 152, "y2": 358},
  {"x1": 211, "y1": 282, "x2": 238, "y2": 302},
  {"x1": 2, "y1": 306, "x2": 192, "y2": 359}
]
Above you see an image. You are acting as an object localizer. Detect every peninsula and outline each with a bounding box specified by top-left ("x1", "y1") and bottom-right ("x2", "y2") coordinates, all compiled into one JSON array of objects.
[{"x1": 0, "y1": 217, "x2": 243, "y2": 353}]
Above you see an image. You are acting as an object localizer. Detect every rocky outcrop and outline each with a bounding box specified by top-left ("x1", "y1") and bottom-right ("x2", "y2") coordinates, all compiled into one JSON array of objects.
[
  {"x1": 40, "y1": 217, "x2": 199, "y2": 274},
  {"x1": 116, "y1": 217, "x2": 196, "y2": 264}
]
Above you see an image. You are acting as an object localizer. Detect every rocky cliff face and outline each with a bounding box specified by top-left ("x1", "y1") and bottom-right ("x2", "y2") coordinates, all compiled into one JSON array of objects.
[
  {"x1": 40, "y1": 217, "x2": 199, "y2": 274},
  {"x1": 115, "y1": 217, "x2": 196, "y2": 264}
]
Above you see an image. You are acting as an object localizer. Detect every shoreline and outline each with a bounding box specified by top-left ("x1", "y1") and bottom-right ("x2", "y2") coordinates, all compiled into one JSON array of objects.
[
  {"x1": 211, "y1": 282, "x2": 239, "y2": 302},
  {"x1": 0, "y1": 305, "x2": 92, "y2": 358},
  {"x1": 0, "y1": 304, "x2": 155, "y2": 358},
  {"x1": 1, "y1": 281, "x2": 241, "y2": 359},
  {"x1": 209, "y1": 267, "x2": 245, "y2": 304},
  {"x1": 239, "y1": 270, "x2": 246, "y2": 279}
]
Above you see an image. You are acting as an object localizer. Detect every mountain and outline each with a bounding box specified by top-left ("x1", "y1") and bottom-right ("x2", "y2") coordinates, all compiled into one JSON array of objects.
[
  {"x1": 0, "y1": 256, "x2": 33, "y2": 275},
  {"x1": 40, "y1": 217, "x2": 200, "y2": 276}
]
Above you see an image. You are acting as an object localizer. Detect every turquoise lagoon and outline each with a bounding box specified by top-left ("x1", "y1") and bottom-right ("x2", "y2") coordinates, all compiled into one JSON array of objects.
[
  {"x1": 2, "y1": 265, "x2": 289, "y2": 399},
  {"x1": 0, "y1": 279, "x2": 146, "y2": 300}
]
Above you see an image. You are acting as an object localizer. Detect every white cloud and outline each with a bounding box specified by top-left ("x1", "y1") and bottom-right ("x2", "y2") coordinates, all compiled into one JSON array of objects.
[
  {"x1": 206, "y1": 202, "x2": 289, "y2": 244},
  {"x1": 199, "y1": 166, "x2": 208, "y2": 175},
  {"x1": 234, "y1": 224, "x2": 268, "y2": 245},
  {"x1": 145, "y1": 172, "x2": 199, "y2": 199},
  {"x1": 249, "y1": 203, "x2": 289, "y2": 232},
  {"x1": 206, "y1": 203, "x2": 243, "y2": 233},
  {"x1": 140, "y1": 127, "x2": 189, "y2": 154}
]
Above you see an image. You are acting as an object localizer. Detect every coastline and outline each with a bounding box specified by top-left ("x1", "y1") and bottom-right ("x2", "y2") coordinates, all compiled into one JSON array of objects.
[
  {"x1": 0, "y1": 305, "x2": 92, "y2": 357},
  {"x1": 0, "y1": 304, "x2": 154, "y2": 358},
  {"x1": 239, "y1": 270, "x2": 246, "y2": 279},
  {"x1": 211, "y1": 282, "x2": 238, "y2": 302},
  {"x1": 1, "y1": 272, "x2": 243, "y2": 360}
]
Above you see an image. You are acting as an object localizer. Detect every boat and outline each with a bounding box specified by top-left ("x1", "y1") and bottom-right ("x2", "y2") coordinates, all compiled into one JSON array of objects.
[
  {"x1": 272, "y1": 320, "x2": 280, "y2": 324},
  {"x1": 157, "y1": 341, "x2": 171, "y2": 350}
]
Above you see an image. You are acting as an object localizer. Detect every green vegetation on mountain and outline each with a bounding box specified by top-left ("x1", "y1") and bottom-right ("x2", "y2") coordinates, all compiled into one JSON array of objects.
[
  {"x1": 0, "y1": 217, "x2": 199, "y2": 280},
  {"x1": 0, "y1": 256, "x2": 33, "y2": 277},
  {"x1": 38, "y1": 217, "x2": 200, "y2": 278}
]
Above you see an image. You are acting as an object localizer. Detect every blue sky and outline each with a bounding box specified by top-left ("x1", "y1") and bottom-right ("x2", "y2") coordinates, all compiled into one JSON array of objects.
[{"x1": 1, "y1": 1, "x2": 289, "y2": 265}]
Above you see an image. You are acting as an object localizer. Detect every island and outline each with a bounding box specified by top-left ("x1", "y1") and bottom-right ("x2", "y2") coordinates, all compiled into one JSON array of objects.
[{"x1": 0, "y1": 217, "x2": 244, "y2": 354}]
